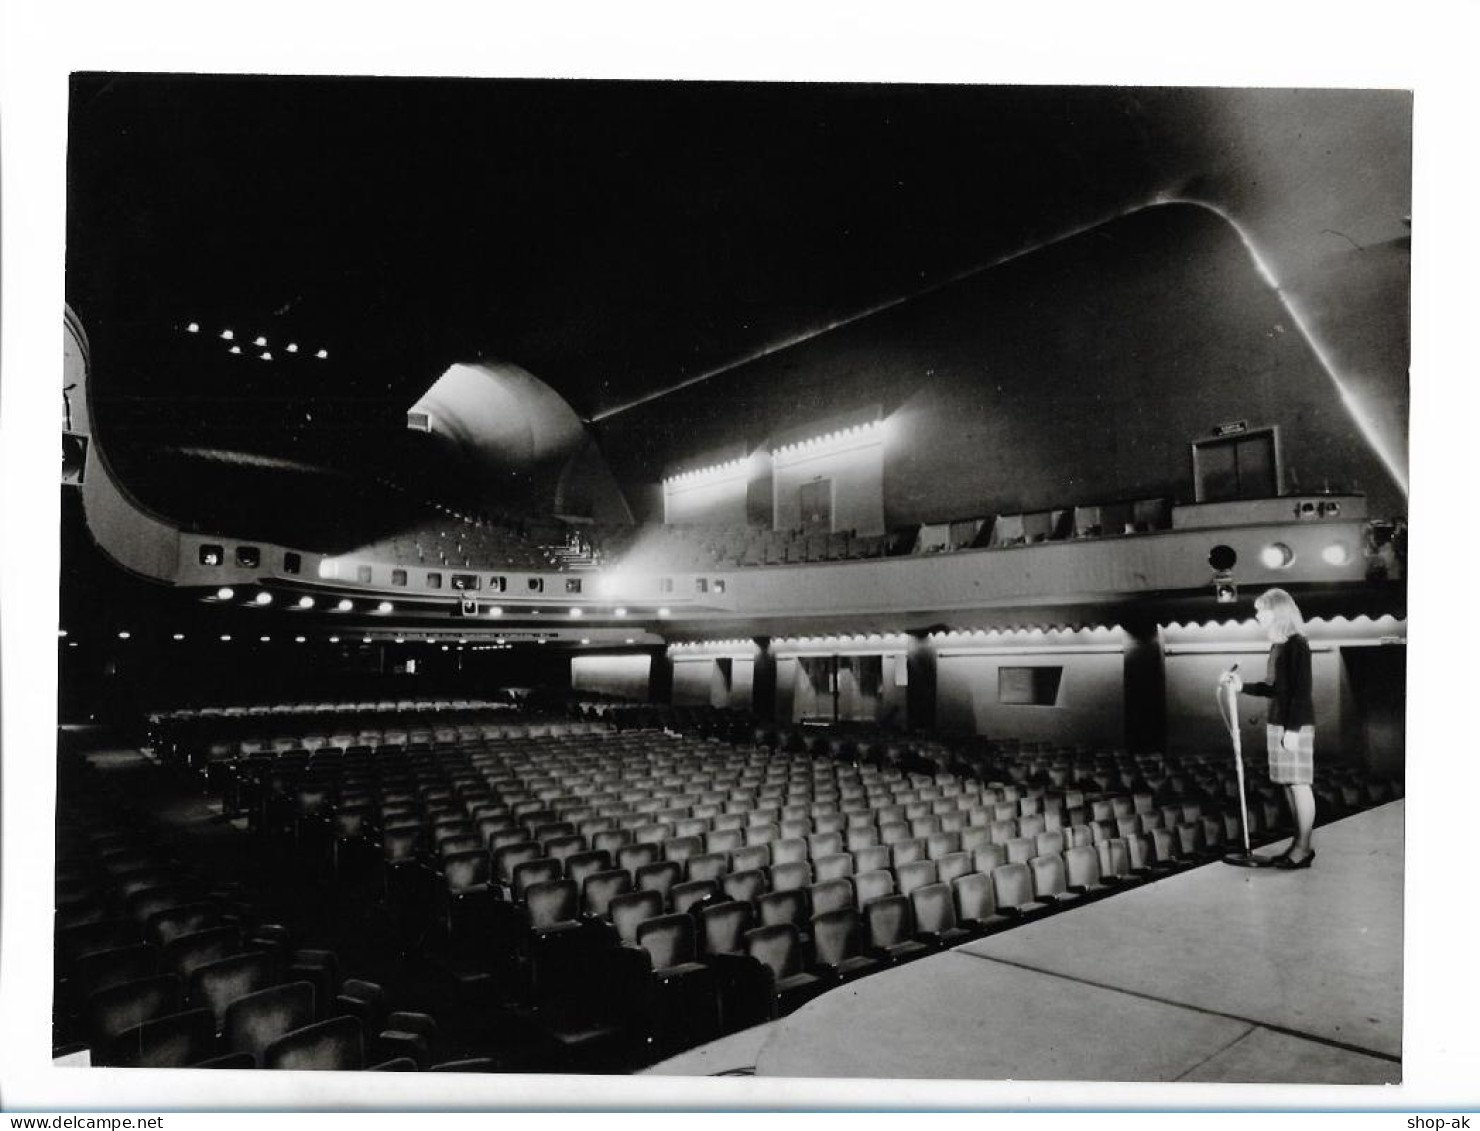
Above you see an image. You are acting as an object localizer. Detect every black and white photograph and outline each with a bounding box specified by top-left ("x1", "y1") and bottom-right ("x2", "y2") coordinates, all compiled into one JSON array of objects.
[{"x1": 1, "y1": 1, "x2": 1471, "y2": 1117}]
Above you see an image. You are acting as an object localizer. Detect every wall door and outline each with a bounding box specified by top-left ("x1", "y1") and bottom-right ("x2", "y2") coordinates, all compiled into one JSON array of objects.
[
  {"x1": 1193, "y1": 429, "x2": 1280, "y2": 501},
  {"x1": 798, "y1": 477, "x2": 833, "y2": 533}
]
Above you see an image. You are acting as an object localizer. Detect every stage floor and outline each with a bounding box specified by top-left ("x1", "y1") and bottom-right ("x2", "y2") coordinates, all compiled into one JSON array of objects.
[{"x1": 652, "y1": 801, "x2": 1403, "y2": 1084}]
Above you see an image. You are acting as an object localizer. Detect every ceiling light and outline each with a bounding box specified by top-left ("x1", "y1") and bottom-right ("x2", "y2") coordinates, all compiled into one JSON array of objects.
[
  {"x1": 220, "y1": 329, "x2": 234, "y2": 341},
  {"x1": 186, "y1": 322, "x2": 200, "y2": 333},
  {"x1": 336, "y1": 599, "x2": 353, "y2": 612},
  {"x1": 58, "y1": 629, "x2": 67, "y2": 638},
  {"x1": 363, "y1": 635, "x2": 372, "y2": 643},
  {"x1": 658, "y1": 607, "x2": 671, "y2": 618},
  {"x1": 117, "y1": 631, "x2": 131, "y2": 640},
  {"x1": 228, "y1": 346, "x2": 242, "y2": 355},
  {"x1": 316, "y1": 349, "x2": 328, "y2": 359},
  {"x1": 216, "y1": 587, "x2": 235, "y2": 600},
  {"x1": 260, "y1": 352, "x2": 272, "y2": 361},
  {"x1": 286, "y1": 343, "x2": 299, "y2": 353},
  {"x1": 254, "y1": 591, "x2": 273, "y2": 606},
  {"x1": 376, "y1": 601, "x2": 393, "y2": 614},
  {"x1": 1259, "y1": 542, "x2": 1295, "y2": 569},
  {"x1": 68, "y1": 641, "x2": 79, "y2": 648},
  {"x1": 294, "y1": 636, "x2": 306, "y2": 643},
  {"x1": 220, "y1": 634, "x2": 232, "y2": 642},
  {"x1": 259, "y1": 635, "x2": 271, "y2": 643},
  {"x1": 1322, "y1": 543, "x2": 1351, "y2": 566},
  {"x1": 614, "y1": 607, "x2": 628, "y2": 617},
  {"x1": 580, "y1": 638, "x2": 591, "y2": 645},
  {"x1": 173, "y1": 633, "x2": 185, "y2": 641},
  {"x1": 329, "y1": 635, "x2": 340, "y2": 643},
  {"x1": 459, "y1": 638, "x2": 468, "y2": 645},
  {"x1": 625, "y1": 638, "x2": 635, "y2": 645},
  {"x1": 569, "y1": 608, "x2": 583, "y2": 618},
  {"x1": 254, "y1": 336, "x2": 267, "y2": 347},
  {"x1": 495, "y1": 637, "x2": 505, "y2": 645},
  {"x1": 394, "y1": 636, "x2": 405, "y2": 644},
  {"x1": 297, "y1": 596, "x2": 315, "y2": 609},
  {"x1": 487, "y1": 606, "x2": 503, "y2": 617}
]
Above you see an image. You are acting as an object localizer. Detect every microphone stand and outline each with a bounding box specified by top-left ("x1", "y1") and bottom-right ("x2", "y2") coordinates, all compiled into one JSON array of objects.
[{"x1": 1219, "y1": 669, "x2": 1274, "y2": 868}]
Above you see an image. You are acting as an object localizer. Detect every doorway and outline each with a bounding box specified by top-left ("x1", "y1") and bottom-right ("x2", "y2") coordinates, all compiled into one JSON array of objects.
[
  {"x1": 1192, "y1": 429, "x2": 1280, "y2": 501},
  {"x1": 798, "y1": 478, "x2": 833, "y2": 533}
]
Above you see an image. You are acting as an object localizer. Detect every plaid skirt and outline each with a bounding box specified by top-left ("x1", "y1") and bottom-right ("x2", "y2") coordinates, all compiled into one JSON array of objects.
[{"x1": 1267, "y1": 724, "x2": 1315, "y2": 785}]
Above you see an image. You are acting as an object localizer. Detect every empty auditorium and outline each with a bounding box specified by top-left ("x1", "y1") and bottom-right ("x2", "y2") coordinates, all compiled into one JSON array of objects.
[{"x1": 37, "y1": 74, "x2": 1415, "y2": 1098}]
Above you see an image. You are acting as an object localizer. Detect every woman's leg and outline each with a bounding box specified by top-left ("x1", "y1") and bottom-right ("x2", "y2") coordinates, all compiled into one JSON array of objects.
[{"x1": 1288, "y1": 784, "x2": 1316, "y2": 855}]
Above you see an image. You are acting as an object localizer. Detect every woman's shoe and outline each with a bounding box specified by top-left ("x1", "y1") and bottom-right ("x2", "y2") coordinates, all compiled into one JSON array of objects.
[{"x1": 1274, "y1": 849, "x2": 1315, "y2": 870}]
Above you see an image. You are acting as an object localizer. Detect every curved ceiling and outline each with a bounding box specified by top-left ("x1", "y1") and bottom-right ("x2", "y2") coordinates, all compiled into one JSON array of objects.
[{"x1": 66, "y1": 78, "x2": 1410, "y2": 499}]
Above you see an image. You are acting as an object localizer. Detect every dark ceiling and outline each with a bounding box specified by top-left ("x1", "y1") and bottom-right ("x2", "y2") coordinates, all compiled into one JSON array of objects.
[
  {"x1": 66, "y1": 77, "x2": 1410, "y2": 510},
  {"x1": 66, "y1": 79, "x2": 1186, "y2": 447}
]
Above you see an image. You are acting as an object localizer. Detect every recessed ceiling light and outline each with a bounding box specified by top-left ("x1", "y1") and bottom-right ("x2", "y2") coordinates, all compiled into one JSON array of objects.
[
  {"x1": 228, "y1": 345, "x2": 242, "y2": 355},
  {"x1": 614, "y1": 607, "x2": 628, "y2": 617},
  {"x1": 294, "y1": 636, "x2": 306, "y2": 643},
  {"x1": 260, "y1": 351, "x2": 272, "y2": 361},
  {"x1": 581, "y1": 638, "x2": 591, "y2": 645},
  {"x1": 316, "y1": 349, "x2": 328, "y2": 359},
  {"x1": 220, "y1": 634, "x2": 232, "y2": 642},
  {"x1": 286, "y1": 343, "x2": 299, "y2": 353},
  {"x1": 259, "y1": 635, "x2": 271, "y2": 643},
  {"x1": 254, "y1": 591, "x2": 273, "y2": 606},
  {"x1": 569, "y1": 608, "x2": 583, "y2": 618},
  {"x1": 186, "y1": 322, "x2": 200, "y2": 333},
  {"x1": 254, "y1": 336, "x2": 267, "y2": 347},
  {"x1": 336, "y1": 599, "x2": 353, "y2": 612},
  {"x1": 216, "y1": 587, "x2": 235, "y2": 601},
  {"x1": 220, "y1": 329, "x2": 234, "y2": 341},
  {"x1": 658, "y1": 607, "x2": 671, "y2": 618},
  {"x1": 363, "y1": 635, "x2": 372, "y2": 644},
  {"x1": 376, "y1": 601, "x2": 393, "y2": 614},
  {"x1": 329, "y1": 635, "x2": 340, "y2": 643},
  {"x1": 625, "y1": 638, "x2": 635, "y2": 644},
  {"x1": 297, "y1": 596, "x2": 315, "y2": 609},
  {"x1": 488, "y1": 606, "x2": 503, "y2": 617},
  {"x1": 173, "y1": 633, "x2": 185, "y2": 641},
  {"x1": 117, "y1": 631, "x2": 131, "y2": 640}
]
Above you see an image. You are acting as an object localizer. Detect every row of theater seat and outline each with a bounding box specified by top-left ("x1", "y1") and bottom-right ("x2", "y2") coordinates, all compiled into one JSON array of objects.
[
  {"x1": 221, "y1": 723, "x2": 1262, "y2": 1063},
  {"x1": 54, "y1": 764, "x2": 484, "y2": 1071},
  {"x1": 159, "y1": 698, "x2": 1400, "y2": 1068}
]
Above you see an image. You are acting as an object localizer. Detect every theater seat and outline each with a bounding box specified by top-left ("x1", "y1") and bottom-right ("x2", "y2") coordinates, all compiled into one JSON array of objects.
[
  {"x1": 744, "y1": 924, "x2": 824, "y2": 1017},
  {"x1": 910, "y1": 882, "x2": 973, "y2": 949},
  {"x1": 98, "y1": 1007, "x2": 216, "y2": 1068},
  {"x1": 189, "y1": 951, "x2": 276, "y2": 1029},
  {"x1": 863, "y1": 894, "x2": 931, "y2": 965},
  {"x1": 222, "y1": 982, "x2": 318, "y2": 1066},
  {"x1": 263, "y1": 1015, "x2": 365, "y2": 1071},
  {"x1": 83, "y1": 974, "x2": 182, "y2": 1055}
]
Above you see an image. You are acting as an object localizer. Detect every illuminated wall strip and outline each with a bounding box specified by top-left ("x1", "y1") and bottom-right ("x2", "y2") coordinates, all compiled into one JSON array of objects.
[
  {"x1": 663, "y1": 457, "x2": 752, "y2": 489},
  {"x1": 770, "y1": 421, "x2": 884, "y2": 468},
  {"x1": 936, "y1": 643, "x2": 1126, "y2": 658}
]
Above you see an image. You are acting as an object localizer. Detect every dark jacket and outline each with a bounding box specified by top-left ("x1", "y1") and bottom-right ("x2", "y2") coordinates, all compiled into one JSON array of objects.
[{"x1": 1242, "y1": 633, "x2": 1315, "y2": 729}]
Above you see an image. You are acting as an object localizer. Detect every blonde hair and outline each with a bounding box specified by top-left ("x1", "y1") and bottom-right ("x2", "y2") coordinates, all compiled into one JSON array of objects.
[{"x1": 1255, "y1": 587, "x2": 1306, "y2": 642}]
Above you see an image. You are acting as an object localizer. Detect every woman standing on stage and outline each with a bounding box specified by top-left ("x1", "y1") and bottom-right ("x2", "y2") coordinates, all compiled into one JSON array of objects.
[{"x1": 1222, "y1": 588, "x2": 1318, "y2": 869}]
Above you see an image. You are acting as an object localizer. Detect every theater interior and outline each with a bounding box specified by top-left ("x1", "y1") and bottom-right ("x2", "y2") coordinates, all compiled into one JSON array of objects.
[{"x1": 48, "y1": 78, "x2": 1409, "y2": 1084}]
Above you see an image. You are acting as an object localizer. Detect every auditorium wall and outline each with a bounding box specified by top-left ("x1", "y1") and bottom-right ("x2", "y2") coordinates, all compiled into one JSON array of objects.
[
  {"x1": 570, "y1": 653, "x2": 652, "y2": 700},
  {"x1": 934, "y1": 650, "x2": 1125, "y2": 746},
  {"x1": 596, "y1": 203, "x2": 1402, "y2": 525},
  {"x1": 1161, "y1": 646, "x2": 1348, "y2": 760}
]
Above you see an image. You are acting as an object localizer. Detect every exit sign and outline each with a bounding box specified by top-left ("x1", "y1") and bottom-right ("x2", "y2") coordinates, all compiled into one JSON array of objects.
[{"x1": 1212, "y1": 420, "x2": 1248, "y2": 437}]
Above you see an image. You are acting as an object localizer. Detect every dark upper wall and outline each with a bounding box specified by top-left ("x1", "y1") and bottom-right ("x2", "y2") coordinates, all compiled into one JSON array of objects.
[{"x1": 596, "y1": 204, "x2": 1403, "y2": 524}]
